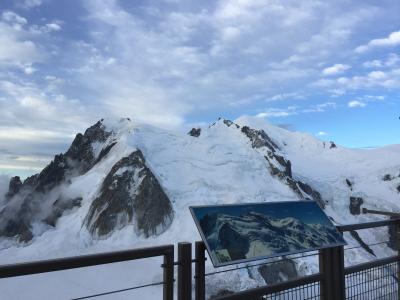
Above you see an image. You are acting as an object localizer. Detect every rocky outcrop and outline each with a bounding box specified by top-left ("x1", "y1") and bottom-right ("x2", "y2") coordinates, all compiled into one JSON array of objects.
[
  {"x1": 345, "y1": 179, "x2": 353, "y2": 190},
  {"x1": 5, "y1": 176, "x2": 22, "y2": 201},
  {"x1": 96, "y1": 141, "x2": 117, "y2": 163},
  {"x1": 0, "y1": 119, "x2": 113, "y2": 242},
  {"x1": 223, "y1": 119, "x2": 240, "y2": 128},
  {"x1": 329, "y1": 141, "x2": 337, "y2": 149},
  {"x1": 382, "y1": 174, "x2": 393, "y2": 181},
  {"x1": 349, "y1": 197, "x2": 363, "y2": 215},
  {"x1": 241, "y1": 126, "x2": 279, "y2": 152},
  {"x1": 65, "y1": 120, "x2": 112, "y2": 174},
  {"x1": 188, "y1": 128, "x2": 201, "y2": 137},
  {"x1": 264, "y1": 153, "x2": 325, "y2": 209},
  {"x1": 85, "y1": 149, "x2": 173, "y2": 238},
  {"x1": 43, "y1": 197, "x2": 83, "y2": 227},
  {"x1": 258, "y1": 259, "x2": 298, "y2": 285},
  {"x1": 349, "y1": 231, "x2": 375, "y2": 256}
]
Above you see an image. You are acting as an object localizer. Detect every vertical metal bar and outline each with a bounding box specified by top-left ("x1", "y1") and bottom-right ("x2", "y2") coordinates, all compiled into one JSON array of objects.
[
  {"x1": 319, "y1": 248, "x2": 332, "y2": 300},
  {"x1": 195, "y1": 241, "x2": 206, "y2": 300},
  {"x1": 163, "y1": 245, "x2": 174, "y2": 300},
  {"x1": 396, "y1": 219, "x2": 400, "y2": 300},
  {"x1": 319, "y1": 246, "x2": 345, "y2": 300},
  {"x1": 178, "y1": 242, "x2": 192, "y2": 300}
]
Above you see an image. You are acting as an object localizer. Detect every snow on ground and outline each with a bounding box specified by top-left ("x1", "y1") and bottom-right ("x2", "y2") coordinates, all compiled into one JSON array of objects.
[{"x1": 0, "y1": 117, "x2": 399, "y2": 299}]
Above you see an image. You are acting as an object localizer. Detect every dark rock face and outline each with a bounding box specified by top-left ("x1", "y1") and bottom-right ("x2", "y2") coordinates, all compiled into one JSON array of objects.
[
  {"x1": 397, "y1": 185, "x2": 400, "y2": 193},
  {"x1": 65, "y1": 120, "x2": 112, "y2": 174},
  {"x1": 241, "y1": 126, "x2": 280, "y2": 152},
  {"x1": 382, "y1": 174, "x2": 393, "y2": 181},
  {"x1": 222, "y1": 119, "x2": 240, "y2": 128},
  {"x1": 345, "y1": 179, "x2": 353, "y2": 190},
  {"x1": 264, "y1": 154, "x2": 325, "y2": 209},
  {"x1": 188, "y1": 128, "x2": 201, "y2": 137},
  {"x1": 85, "y1": 149, "x2": 173, "y2": 238},
  {"x1": 96, "y1": 141, "x2": 117, "y2": 164},
  {"x1": 43, "y1": 197, "x2": 83, "y2": 227},
  {"x1": 349, "y1": 230, "x2": 375, "y2": 256},
  {"x1": 349, "y1": 197, "x2": 363, "y2": 215},
  {"x1": 258, "y1": 259, "x2": 298, "y2": 285},
  {"x1": 35, "y1": 154, "x2": 69, "y2": 193},
  {"x1": 329, "y1": 141, "x2": 337, "y2": 149},
  {"x1": 5, "y1": 176, "x2": 22, "y2": 201},
  {"x1": 0, "y1": 120, "x2": 112, "y2": 242}
]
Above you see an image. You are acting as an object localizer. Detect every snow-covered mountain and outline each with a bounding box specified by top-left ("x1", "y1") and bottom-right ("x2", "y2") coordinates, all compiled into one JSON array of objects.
[{"x1": 0, "y1": 116, "x2": 399, "y2": 299}]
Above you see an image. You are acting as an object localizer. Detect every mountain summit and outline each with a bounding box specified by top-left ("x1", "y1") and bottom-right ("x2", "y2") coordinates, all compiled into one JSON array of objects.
[{"x1": 0, "y1": 116, "x2": 399, "y2": 297}]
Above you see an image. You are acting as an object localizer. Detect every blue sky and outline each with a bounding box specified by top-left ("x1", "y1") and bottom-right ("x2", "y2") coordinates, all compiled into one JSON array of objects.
[{"x1": 0, "y1": 0, "x2": 399, "y2": 177}]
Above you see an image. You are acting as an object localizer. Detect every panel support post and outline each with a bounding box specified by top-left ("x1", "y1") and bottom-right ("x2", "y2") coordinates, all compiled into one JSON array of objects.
[
  {"x1": 195, "y1": 241, "x2": 206, "y2": 300},
  {"x1": 163, "y1": 245, "x2": 175, "y2": 300},
  {"x1": 319, "y1": 246, "x2": 345, "y2": 300},
  {"x1": 178, "y1": 242, "x2": 192, "y2": 300},
  {"x1": 396, "y1": 219, "x2": 400, "y2": 300}
]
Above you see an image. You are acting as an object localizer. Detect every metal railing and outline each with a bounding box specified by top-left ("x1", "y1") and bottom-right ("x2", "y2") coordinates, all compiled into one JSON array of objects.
[
  {"x1": 0, "y1": 219, "x2": 399, "y2": 300},
  {"x1": 0, "y1": 244, "x2": 174, "y2": 300},
  {"x1": 196, "y1": 218, "x2": 400, "y2": 300}
]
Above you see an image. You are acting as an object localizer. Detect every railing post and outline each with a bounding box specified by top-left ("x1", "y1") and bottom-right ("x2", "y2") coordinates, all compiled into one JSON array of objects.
[
  {"x1": 178, "y1": 242, "x2": 192, "y2": 300},
  {"x1": 195, "y1": 241, "x2": 206, "y2": 300},
  {"x1": 396, "y1": 220, "x2": 400, "y2": 300},
  {"x1": 319, "y1": 246, "x2": 345, "y2": 300},
  {"x1": 163, "y1": 245, "x2": 174, "y2": 300}
]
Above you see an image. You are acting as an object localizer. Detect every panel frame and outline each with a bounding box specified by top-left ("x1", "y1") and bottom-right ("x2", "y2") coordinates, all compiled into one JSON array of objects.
[{"x1": 190, "y1": 200, "x2": 346, "y2": 267}]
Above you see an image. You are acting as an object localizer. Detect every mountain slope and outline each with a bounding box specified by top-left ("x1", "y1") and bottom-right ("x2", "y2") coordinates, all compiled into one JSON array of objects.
[{"x1": 0, "y1": 117, "x2": 399, "y2": 299}]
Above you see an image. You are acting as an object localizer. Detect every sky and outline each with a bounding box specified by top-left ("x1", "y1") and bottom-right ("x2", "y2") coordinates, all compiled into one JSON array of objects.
[{"x1": 0, "y1": 0, "x2": 399, "y2": 178}]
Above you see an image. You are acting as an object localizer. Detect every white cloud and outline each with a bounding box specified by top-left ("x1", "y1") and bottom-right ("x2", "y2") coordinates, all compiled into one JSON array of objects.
[
  {"x1": 363, "y1": 54, "x2": 400, "y2": 69},
  {"x1": 221, "y1": 26, "x2": 240, "y2": 41},
  {"x1": 362, "y1": 60, "x2": 382, "y2": 68},
  {"x1": 322, "y1": 64, "x2": 350, "y2": 76},
  {"x1": 18, "y1": 0, "x2": 43, "y2": 10},
  {"x1": 355, "y1": 30, "x2": 400, "y2": 53},
  {"x1": 2, "y1": 11, "x2": 27, "y2": 30},
  {"x1": 44, "y1": 23, "x2": 61, "y2": 32},
  {"x1": 0, "y1": 23, "x2": 40, "y2": 65},
  {"x1": 23, "y1": 64, "x2": 36, "y2": 74},
  {"x1": 317, "y1": 131, "x2": 327, "y2": 136},
  {"x1": 348, "y1": 100, "x2": 366, "y2": 108}
]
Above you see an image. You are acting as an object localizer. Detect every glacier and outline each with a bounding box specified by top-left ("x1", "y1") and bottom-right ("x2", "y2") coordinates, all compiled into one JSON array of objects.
[{"x1": 0, "y1": 116, "x2": 399, "y2": 299}]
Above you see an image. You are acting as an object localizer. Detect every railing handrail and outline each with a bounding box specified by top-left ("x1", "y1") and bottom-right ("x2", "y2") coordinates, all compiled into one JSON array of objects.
[
  {"x1": 0, "y1": 244, "x2": 174, "y2": 279},
  {"x1": 337, "y1": 218, "x2": 400, "y2": 232}
]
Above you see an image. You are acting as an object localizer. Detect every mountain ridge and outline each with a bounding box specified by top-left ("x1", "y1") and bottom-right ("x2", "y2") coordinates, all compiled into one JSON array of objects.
[{"x1": 0, "y1": 116, "x2": 399, "y2": 298}]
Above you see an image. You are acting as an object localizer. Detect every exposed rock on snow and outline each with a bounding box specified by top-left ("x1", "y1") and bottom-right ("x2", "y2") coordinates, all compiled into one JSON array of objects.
[
  {"x1": 345, "y1": 178, "x2": 353, "y2": 190},
  {"x1": 65, "y1": 120, "x2": 112, "y2": 174},
  {"x1": 349, "y1": 197, "x2": 364, "y2": 215},
  {"x1": 43, "y1": 197, "x2": 83, "y2": 227},
  {"x1": 258, "y1": 258, "x2": 298, "y2": 284},
  {"x1": 5, "y1": 176, "x2": 22, "y2": 201},
  {"x1": 0, "y1": 119, "x2": 114, "y2": 242},
  {"x1": 188, "y1": 128, "x2": 201, "y2": 137},
  {"x1": 84, "y1": 150, "x2": 173, "y2": 238},
  {"x1": 349, "y1": 231, "x2": 375, "y2": 256},
  {"x1": 241, "y1": 126, "x2": 279, "y2": 151}
]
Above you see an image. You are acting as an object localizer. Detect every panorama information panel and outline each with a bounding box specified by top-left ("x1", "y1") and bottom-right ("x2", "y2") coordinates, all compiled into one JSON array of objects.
[{"x1": 190, "y1": 201, "x2": 346, "y2": 267}]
